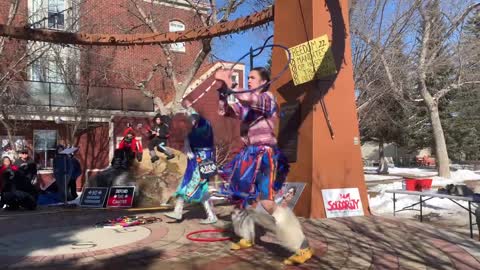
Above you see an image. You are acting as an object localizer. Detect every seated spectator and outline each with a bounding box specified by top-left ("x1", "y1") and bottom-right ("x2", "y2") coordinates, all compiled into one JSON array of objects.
[
  {"x1": 0, "y1": 156, "x2": 37, "y2": 210},
  {"x1": 14, "y1": 149, "x2": 38, "y2": 192},
  {"x1": 0, "y1": 156, "x2": 18, "y2": 193},
  {"x1": 118, "y1": 126, "x2": 143, "y2": 165}
]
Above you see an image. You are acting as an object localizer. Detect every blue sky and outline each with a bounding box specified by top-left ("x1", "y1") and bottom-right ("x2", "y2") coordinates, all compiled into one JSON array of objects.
[{"x1": 211, "y1": 1, "x2": 273, "y2": 77}]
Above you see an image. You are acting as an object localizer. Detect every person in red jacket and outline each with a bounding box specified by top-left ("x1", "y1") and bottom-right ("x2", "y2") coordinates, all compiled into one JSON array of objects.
[
  {"x1": 1, "y1": 156, "x2": 37, "y2": 210},
  {"x1": 0, "y1": 156, "x2": 18, "y2": 193},
  {"x1": 117, "y1": 127, "x2": 143, "y2": 164}
]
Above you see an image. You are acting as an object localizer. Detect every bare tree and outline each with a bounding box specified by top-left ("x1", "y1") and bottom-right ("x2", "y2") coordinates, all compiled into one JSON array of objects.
[
  {"x1": 351, "y1": 0, "x2": 419, "y2": 172},
  {"x1": 0, "y1": 0, "x2": 52, "y2": 152},
  {"x1": 352, "y1": 0, "x2": 420, "y2": 115},
  {"x1": 46, "y1": 45, "x2": 90, "y2": 146},
  {"x1": 351, "y1": 0, "x2": 480, "y2": 177},
  {"x1": 415, "y1": 1, "x2": 480, "y2": 177},
  {"x1": 127, "y1": 0, "x2": 252, "y2": 114},
  {"x1": 0, "y1": 0, "x2": 101, "y2": 149}
]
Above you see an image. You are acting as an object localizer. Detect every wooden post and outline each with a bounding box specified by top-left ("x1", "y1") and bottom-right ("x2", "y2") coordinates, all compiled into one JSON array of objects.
[{"x1": 271, "y1": 0, "x2": 370, "y2": 218}]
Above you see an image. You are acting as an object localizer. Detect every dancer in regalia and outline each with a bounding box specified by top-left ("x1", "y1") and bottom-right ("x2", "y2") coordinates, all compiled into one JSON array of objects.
[
  {"x1": 164, "y1": 110, "x2": 218, "y2": 224},
  {"x1": 215, "y1": 67, "x2": 313, "y2": 265}
]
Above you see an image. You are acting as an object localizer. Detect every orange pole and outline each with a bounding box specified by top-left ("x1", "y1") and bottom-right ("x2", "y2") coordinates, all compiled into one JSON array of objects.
[{"x1": 270, "y1": 0, "x2": 369, "y2": 218}]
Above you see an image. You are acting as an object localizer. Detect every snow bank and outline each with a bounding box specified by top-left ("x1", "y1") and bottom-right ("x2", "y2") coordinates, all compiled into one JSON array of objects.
[
  {"x1": 363, "y1": 167, "x2": 438, "y2": 177},
  {"x1": 369, "y1": 189, "x2": 471, "y2": 216},
  {"x1": 364, "y1": 174, "x2": 403, "y2": 181},
  {"x1": 364, "y1": 167, "x2": 480, "y2": 185},
  {"x1": 431, "y1": 170, "x2": 480, "y2": 186},
  {"x1": 387, "y1": 167, "x2": 438, "y2": 176}
]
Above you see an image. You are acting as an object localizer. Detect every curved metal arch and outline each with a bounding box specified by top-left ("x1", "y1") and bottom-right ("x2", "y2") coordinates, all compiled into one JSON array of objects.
[{"x1": 0, "y1": 7, "x2": 273, "y2": 46}]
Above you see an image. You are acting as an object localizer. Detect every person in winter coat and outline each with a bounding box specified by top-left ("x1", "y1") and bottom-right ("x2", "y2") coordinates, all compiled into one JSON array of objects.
[
  {"x1": 68, "y1": 150, "x2": 81, "y2": 200},
  {"x1": 13, "y1": 149, "x2": 38, "y2": 198},
  {"x1": 117, "y1": 126, "x2": 143, "y2": 164},
  {"x1": 14, "y1": 149, "x2": 38, "y2": 186},
  {"x1": 147, "y1": 114, "x2": 175, "y2": 163},
  {"x1": 0, "y1": 156, "x2": 37, "y2": 210},
  {"x1": 53, "y1": 145, "x2": 80, "y2": 202},
  {"x1": 0, "y1": 156, "x2": 18, "y2": 193}
]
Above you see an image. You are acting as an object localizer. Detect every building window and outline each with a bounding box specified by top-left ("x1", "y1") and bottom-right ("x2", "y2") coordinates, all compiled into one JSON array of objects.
[
  {"x1": 0, "y1": 137, "x2": 26, "y2": 159},
  {"x1": 48, "y1": 0, "x2": 65, "y2": 30},
  {"x1": 231, "y1": 73, "x2": 239, "y2": 86},
  {"x1": 169, "y1": 20, "x2": 186, "y2": 52},
  {"x1": 31, "y1": 60, "x2": 45, "y2": 82},
  {"x1": 29, "y1": 53, "x2": 76, "y2": 106},
  {"x1": 30, "y1": 57, "x2": 64, "y2": 83},
  {"x1": 34, "y1": 130, "x2": 58, "y2": 169},
  {"x1": 30, "y1": 0, "x2": 66, "y2": 30}
]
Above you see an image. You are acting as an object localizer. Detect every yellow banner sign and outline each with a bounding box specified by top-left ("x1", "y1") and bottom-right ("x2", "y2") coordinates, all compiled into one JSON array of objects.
[{"x1": 287, "y1": 34, "x2": 337, "y2": 86}]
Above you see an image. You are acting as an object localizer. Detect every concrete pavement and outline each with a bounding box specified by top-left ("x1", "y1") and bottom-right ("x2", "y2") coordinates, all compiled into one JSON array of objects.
[{"x1": 0, "y1": 205, "x2": 479, "y2": 269}]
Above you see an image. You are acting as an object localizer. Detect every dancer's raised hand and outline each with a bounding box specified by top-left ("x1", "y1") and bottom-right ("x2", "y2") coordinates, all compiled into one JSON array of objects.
[
  {"x1": 214, "y1": 69, "x2": 233, "y2": 87},
  {"x1": 182, "y1": 98, "x2": 192, "y2": 108}
]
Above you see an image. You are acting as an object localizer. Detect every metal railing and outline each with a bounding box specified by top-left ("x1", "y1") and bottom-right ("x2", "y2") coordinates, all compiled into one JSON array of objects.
[{"x1": 5, "y1": 80, "x2": 154, "y2": 112}]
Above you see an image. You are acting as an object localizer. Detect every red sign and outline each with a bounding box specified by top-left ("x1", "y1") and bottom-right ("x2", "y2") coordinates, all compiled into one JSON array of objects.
[
  {"x1": 107, "y1": 186, "x2": 135, "y2": 208},
  {"x1": 326, "y1": 193, "x2": 360, "y2": 211}
]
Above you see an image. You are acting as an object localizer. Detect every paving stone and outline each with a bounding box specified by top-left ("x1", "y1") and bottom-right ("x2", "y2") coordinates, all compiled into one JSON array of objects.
[{"x1": 0, "y1": 206, "x2": 479, "y2": 269}]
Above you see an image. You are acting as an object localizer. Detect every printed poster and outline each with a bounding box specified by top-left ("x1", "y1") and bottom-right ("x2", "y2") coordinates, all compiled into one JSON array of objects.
[
  {"x1": 287, "y1": 34, "x2": 337, "y2": 86},
  {"x1": 321, "y1": 188, "x2": 364, "y2": 218},
  {"x1": 274, "y1": 182, "x2": 306, "y2": 210}
]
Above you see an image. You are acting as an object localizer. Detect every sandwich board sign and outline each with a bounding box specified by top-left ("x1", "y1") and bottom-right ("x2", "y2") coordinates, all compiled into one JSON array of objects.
[
  {"x1": 107, "y1": 186, "x2": 135, "y2": 208},
  {"x1": 321, "y1": 188, "x2": 364, "y2": 218},
  {"x1": 80, "y1": 187, "x2": 109, "y2": 208}
]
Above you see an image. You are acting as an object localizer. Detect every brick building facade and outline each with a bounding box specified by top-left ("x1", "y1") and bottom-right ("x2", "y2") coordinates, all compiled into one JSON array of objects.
[{"x1": 0, "y1": 0, "x2": 245, "y2": 190}]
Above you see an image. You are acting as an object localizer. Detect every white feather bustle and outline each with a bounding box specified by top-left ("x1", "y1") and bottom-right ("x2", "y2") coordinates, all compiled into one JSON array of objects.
[{"x1": 231, "y1": 206, "x2": 305, "y2": 251}]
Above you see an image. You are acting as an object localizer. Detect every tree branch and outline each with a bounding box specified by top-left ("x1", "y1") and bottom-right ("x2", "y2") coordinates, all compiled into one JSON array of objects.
[
  {"x1": 425, "y1": 3, "x2": 480, "y2": 68},
  {"x1": 175, "y1": 38, "x2": 212, "y2": 103},
  {"x1": 183, "y1": 0, "x2": 210, "y2": 25},
  {"x1": 434, "y1": 81, "x2": 480, "y2": 100},
  {"x1": 418, "y1": 4, "x2": 434, "y2": 108},
  {"x1": 221, "y1": 0, "x2": 245, "y2": 22},
  {"x1": 129, "y1": 0, "x2": 178, "y2": 88},
  {"x1": 0, "y1": 0, "x2": 20, "y2": 56},
  {"x1": 209, "y1": 0, "x2": 219, "y2": 24},
  {"x1": 352, "y1": 30, "x2": 402, "y2": 96}
]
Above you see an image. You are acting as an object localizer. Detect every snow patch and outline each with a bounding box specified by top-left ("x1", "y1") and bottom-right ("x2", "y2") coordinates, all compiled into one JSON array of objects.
[
  {"x1": 387, "y1": 167, "x2": 438, "y2": 176},
  {"x1": 368, "y1": 169, "x2": 480, "y2": 219},
  {"x1": 364, "y1": 174, "x2": 402, "y2": 181},
  {"x1": 431, "y1": 170, "x2": 480, "y2": 186}
]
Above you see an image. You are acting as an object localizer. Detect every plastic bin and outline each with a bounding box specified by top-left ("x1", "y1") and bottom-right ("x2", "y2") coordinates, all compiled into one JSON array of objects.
[
  {"x1": 404, "y1": 178, "x2": 417, "y2": 191},
  {"x1": 419, "y1": 178, "x2": 432, "y2": 190},
  {"x1": 404, "y1": 178, "x2": 432, "y2": 191}
]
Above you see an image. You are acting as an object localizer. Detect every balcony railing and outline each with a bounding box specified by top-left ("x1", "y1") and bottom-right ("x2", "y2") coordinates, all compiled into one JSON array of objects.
[{"x1": 5, "y1": 80, "x2": 154, "y2": 112}]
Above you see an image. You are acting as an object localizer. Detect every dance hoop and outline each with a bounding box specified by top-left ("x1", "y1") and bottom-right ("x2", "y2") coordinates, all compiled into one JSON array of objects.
[{"x1": 186, "y1": 229, "x2": 232, "y2": 242}]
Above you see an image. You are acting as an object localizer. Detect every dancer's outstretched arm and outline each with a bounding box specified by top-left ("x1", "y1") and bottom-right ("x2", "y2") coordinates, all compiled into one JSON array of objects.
[{"x1": 215, "y1": 70, "x2": 246, "y2": 119}]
